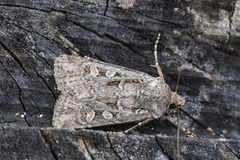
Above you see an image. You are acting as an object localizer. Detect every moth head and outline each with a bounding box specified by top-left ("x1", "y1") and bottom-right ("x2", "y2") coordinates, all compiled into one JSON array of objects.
[{"x1": 170, "y1": 92, "x2": 185, "y2": 108}]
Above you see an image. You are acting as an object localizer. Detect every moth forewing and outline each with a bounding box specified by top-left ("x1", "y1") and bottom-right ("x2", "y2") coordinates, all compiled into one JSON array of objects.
[{"x1": 52, "y1": 55, "x2": 181, "y2": 130}]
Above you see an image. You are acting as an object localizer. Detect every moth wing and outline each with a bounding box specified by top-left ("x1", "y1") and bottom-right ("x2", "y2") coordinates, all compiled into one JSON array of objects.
[
  {"x1": 53, "y1": 55, "x2": 173, "y2": 129},
  {"x1": 52, "y1": 94, "x2": 156, "y2": 129},
  {"x1": 54, "y1": 55, "x2": 155, "y2": 100},
  {"x1": 52, "y1": 94, "x2": 81, "y2": 129}
]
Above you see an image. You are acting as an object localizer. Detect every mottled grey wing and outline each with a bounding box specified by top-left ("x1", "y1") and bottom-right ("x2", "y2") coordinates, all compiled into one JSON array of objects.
[
  {"x1": 53, "y1": 55, "x2": 172, "y2": 129},
  {"x1": 54, "y1": 55, "x2": 156, "y2": 99},
  {"x1": 53, "y1": 95, "x2": 154, "y2": 129}
]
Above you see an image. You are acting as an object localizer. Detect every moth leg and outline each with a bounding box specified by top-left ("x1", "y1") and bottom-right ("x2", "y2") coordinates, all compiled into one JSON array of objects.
[
  {"x1": 166, "y1": 115, "x2": 197, "y2": 138},
  {"x1": 124, "y1": 118, "x2": 153, "y2": 133},
  {"x1": 153, "y1": 33, "x2": 164, "y2": 79}
]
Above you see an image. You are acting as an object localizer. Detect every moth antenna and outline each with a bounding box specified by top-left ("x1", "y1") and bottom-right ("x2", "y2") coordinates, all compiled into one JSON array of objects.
[
  {"x1": 154, "y1": 33, "x2": 164, "y2": 79},
  {"x1": 176, "y1": 66, "x2": 198, "y2": 159},
  {"x1": 175, "y1": 68, "x2": 185, "y2": 93},
  {"x1": 177, "y1": 108, "x2": 180, "y2": 160},
  {"x1": 176, "y1": 68, "x2": 184, "y2": 160},
  {"x1": 154, "y1": 33, "x2": 181, "y2": 159}
]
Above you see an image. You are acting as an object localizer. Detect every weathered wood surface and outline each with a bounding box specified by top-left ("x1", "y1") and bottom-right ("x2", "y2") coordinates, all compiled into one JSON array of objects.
[
  {"x1": 0, "y1": 0, "x2": 239, "y2": 159},
  {"x1": 1, "y1": 126, "x2": 239, "y2": 160}
]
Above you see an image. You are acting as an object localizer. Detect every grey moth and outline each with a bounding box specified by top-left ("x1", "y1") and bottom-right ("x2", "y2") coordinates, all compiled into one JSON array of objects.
[{"x1": 52, "y1": 54, "x2": 185, "y2": 130}]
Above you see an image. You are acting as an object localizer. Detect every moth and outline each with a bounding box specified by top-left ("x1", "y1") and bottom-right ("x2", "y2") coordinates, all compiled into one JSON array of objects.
[{"x1": 52, "y1": 57, "x2": 185, "y2": 131}]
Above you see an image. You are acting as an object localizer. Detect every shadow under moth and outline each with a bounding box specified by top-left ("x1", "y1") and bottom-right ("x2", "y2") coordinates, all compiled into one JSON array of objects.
[{"x1": 52, "y1": 54, "x2": 185, "y2": 130}]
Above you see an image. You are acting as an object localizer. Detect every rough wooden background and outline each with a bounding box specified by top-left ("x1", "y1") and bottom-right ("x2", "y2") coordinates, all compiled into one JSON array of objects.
[{"x1": 0, "y1": 0, "x2": 239, "y2": 159}]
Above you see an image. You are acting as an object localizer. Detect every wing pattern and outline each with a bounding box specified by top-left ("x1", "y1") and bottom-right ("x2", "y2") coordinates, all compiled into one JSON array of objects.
[{"x1": 52, "y1": 55, "x2": 172, "y2": 129}]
